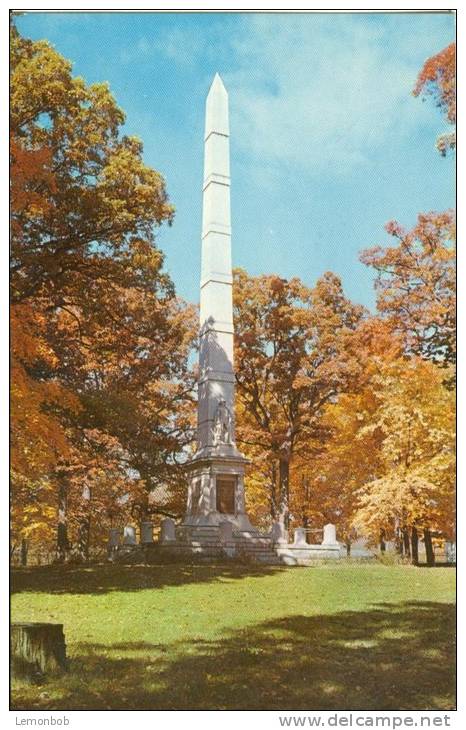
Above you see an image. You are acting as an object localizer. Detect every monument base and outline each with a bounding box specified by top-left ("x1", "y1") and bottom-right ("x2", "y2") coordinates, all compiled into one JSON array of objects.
[
  {"x1": 181, "y1": 511, "x2": 256, "y2": 531},
  {"x1": 113, "y1": 528, "x2": 343, "y2": 566},
  {"x1": 183, "y1": 446, "x2": 259, "y2": 531}
]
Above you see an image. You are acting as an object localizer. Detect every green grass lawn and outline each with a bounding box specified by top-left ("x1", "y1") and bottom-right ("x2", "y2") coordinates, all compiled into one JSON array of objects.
[{"x1": 11, "y1": 562, "x2": 455, "y2": 711}]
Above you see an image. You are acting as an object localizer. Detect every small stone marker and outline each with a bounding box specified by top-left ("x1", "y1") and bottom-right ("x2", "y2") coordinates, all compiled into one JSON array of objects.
[
  {"x1": 11, "y1": 623, "x2": 67, "y2": 679},
  {"x1": 140, "y1": 521, "x2": 154, "y2": 544},
  {"x1": 160, "y1": 517, "x2": 176, "y2": 543},
  {"x1": 322, "y1": 523, "x2": 337, "y2": 545},
  {"x1": 123, "y1": 525, "x2": 136, "y2": 545},
  {"x1": 271, "y1": 521, "x2": 288, "y2": 544},
  {"x1": 293, "y1": 527, "x2": 308, "y2": 546},
  {"x1": 219, "y1": 521, "x2": 233, "y2": 542},
  {"x1": 445, "y1": 541, "x2": 456, "y2": 563},
  {"x1": 108, "y1": 528, "x2": 120, "y2": 548}
]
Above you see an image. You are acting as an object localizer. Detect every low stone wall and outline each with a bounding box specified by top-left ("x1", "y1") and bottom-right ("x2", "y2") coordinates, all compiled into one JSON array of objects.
[
  {"x1": 110, "y1": 521, "x2": 344, "y2": 566},
  {"x1": 276, "y1": 544, "x2": 341, "y2": 565}
]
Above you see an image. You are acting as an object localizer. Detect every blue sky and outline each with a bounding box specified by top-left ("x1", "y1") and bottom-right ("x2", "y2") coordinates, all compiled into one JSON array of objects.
[{"x1": 17, "y1": 11, "x2": 455, "y2": 310}]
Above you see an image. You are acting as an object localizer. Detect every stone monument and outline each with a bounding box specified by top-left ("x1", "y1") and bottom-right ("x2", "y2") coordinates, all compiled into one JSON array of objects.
[
  {"x1": 182, "y1": 74, "x2": 255, "y2": 533},
  {"x1": 111, "y1": 75, "x2": 342, "y2": 566}
]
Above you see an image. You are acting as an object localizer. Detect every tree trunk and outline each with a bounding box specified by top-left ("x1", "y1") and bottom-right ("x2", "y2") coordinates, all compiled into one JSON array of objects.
[
  {"x1": 77, "y1": 486, "x2": 91, "y2": 561},
  {"x1": 270, "y1": 462, "x2": 278, "y2": 520},
  {"x1": 394, "y1": 519, "x2": 403, "y2": 555},
  {"x1": 130, "y1": 482, "x2": 150, "y2": 522},
  {"x1": 301, "y1": 476, "x2": 311, "y2": 541},
  {"x1": 20, "y1": 538, "x2": 28, "y2": 567},
  {"x1": 346, "y1": 541, "x2": 351, "y2": 557},
  {"x1": 411, "y1": 526, "x2": 419, "y2": 565},
  {"x1": 380, "y1": 529, "x2": 386, "y2": 553},
  {"x1": 56, "y1": 479, "x2": 69, "y2": 563},
  {"x1": 11, "y1": 623, "x2": 67, "y2": 680},
  {"x1": 77, "y1": 517, "x2": 91, "y2": 561},
  {"x1": 424, "y1": 528, "x2": 435, "y2": 566},
  {"x1": 302, "y1": 514, "x2": 311, "y2": 544},
  {"x1": 403, "y1": 528, "x2": 411, "y2": 558},
  {"x1": 278, "y1": 457, "x2": 290, "y2": 528}
]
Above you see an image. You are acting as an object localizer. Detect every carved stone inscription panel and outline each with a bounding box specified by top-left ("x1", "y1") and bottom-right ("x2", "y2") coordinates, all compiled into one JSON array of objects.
[{"x1": 216, "y1": 476, "x2": 236, "y2": 514}]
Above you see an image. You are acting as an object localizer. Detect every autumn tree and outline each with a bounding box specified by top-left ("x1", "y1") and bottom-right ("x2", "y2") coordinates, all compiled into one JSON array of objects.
[
  {"x1": 52, "y1": 289, "x2": 197, "y2": 531},
  {"x1": 10, "y1": 24, "x2": 196, "y2": 561},
  {"x1": 352, "y1": 356, "x2": 455, "y2": 564},
  {"x1": 413, "y1": 42, "x2": 456, "y2": 156},
  {"x1": 360, "y1": 211, "x2": 455, "y2": 372},
  {"x1": 10, "y1": 23, "x2": 174, "y2": 306},
  {"x1": 289, "y1": 318, "x2": 401, "y2": 549},
  {"x1": 10, "y1": 302, "x2": 80, "y2": 563},
  {"x1": 233, "y1": 268, "x2": 364, "y2": 527},
  {"x1": 349, "y1": 44, "x2": 456, "y2": 563}
]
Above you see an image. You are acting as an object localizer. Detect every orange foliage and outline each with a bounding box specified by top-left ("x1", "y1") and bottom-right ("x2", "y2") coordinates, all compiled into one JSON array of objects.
[
  {"x1": 360, "y1": 211, "x2": 455, "y2": 370},
  {"x1": 10, "y1": 24, "x2": 196, "y2": 560},
  {"x1": 413, "y1": 42, "x2": 455, "y2": 155}
]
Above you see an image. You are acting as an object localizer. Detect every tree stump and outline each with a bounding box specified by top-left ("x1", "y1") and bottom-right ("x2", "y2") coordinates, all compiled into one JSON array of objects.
[{"x1": 11, "y1": 623, "x2": 67, "y2": 680}]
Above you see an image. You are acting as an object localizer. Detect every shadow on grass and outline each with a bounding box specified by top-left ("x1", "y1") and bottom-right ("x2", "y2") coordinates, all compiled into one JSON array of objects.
[
  {"x1": 11, "y1": 563, "x2": 290, "y2": 596},
  {"x1": 11, "y1": 601, "x2": 456, "y2": 711}
]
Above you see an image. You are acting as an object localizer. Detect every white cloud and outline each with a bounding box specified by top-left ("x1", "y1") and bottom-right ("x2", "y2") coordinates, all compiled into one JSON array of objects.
[
  {"x1": 224, "y1": 14, "x2": 448, "y2": 176},
  {"x1": 121, "y1": 28, "x2": 206, "y2": 67},
  {"x1": 154, "y1": 28, "x2": 207, "y2": 66}
]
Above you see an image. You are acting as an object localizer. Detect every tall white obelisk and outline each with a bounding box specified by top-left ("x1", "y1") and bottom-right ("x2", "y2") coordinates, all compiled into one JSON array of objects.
[{"x1": 184, "y1": 74, "x2": 253, "y2": 532}]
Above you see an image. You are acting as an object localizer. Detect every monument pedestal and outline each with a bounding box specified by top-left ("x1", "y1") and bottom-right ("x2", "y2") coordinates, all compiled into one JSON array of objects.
[{"x1": 183, "y1": 446, "x2": 256, "y2": 533}]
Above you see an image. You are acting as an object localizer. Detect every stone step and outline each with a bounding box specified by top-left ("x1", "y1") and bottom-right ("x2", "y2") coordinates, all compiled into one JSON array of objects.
[
  {"x1": 165, "y1": 539, "x2": 278, "y2": 552},
  {"x1": 141, "y1": 538, "x2": 279, "y2": 554},
  {"x1": 177, "y1": 535, "x2": 273, "y2": 544}
]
